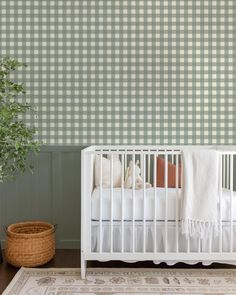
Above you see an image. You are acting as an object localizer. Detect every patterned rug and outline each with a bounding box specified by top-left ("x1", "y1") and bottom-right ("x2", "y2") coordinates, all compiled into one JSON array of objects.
[{"x1": 3, "y1": 267, "x2": 236, "y2": 294}]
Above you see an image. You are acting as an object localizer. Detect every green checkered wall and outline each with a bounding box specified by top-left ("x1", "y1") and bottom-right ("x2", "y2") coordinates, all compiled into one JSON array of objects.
[{"x1": 1, "y1": 0, "x2": 236, "y2": 145}]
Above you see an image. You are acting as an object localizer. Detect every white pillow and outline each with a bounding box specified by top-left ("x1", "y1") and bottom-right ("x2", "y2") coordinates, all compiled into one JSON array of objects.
[{"x1": 95, "y1": 154, "x2": 122, "y2": 188}]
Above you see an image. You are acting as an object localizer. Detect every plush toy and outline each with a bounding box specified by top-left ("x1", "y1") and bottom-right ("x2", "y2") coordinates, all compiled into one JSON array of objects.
[{"x1": 124, "y1": 160, "x2": 152, "y2": 190}]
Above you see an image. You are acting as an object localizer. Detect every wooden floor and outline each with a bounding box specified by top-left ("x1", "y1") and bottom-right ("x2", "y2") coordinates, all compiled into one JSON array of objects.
[{"x1": 1, "y1": 249, "x2": 236, "y2": 294}]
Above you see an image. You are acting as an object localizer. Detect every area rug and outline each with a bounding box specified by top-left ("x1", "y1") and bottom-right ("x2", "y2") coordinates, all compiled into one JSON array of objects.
[{"x1": 3, "y1": 268, "x2": 236, "y2": 295}]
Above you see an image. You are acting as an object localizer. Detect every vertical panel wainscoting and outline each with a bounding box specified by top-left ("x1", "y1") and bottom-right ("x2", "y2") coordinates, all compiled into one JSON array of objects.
[{"x1": 0, "y1": 146, "x2": 82, "y2": 249}]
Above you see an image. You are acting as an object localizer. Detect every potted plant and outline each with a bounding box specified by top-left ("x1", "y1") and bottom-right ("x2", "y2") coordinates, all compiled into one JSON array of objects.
[{"x1": 0, "y1": 57, "x2": 40, "y2": 262}]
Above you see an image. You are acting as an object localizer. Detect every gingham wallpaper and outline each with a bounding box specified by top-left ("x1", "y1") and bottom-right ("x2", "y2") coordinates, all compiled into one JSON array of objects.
[{"x1": 1, "y1": 0, "x2": 236, "y2": 145}]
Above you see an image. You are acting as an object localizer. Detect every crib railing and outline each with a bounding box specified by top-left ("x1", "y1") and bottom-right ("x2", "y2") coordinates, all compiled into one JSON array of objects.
[{"x1": 81, "y1": 145, "x2": 236, "y2": 278}]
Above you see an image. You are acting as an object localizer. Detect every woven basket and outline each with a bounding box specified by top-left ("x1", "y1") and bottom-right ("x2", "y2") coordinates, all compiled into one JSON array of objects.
[{"x1": 5, "y1": 221, "x2": 56, "y2": 267}]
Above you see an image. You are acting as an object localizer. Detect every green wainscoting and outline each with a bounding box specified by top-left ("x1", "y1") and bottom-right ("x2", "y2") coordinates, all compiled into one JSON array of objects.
[{"x1": 0, "y1": 146, "x2": 82, "y2": 249}]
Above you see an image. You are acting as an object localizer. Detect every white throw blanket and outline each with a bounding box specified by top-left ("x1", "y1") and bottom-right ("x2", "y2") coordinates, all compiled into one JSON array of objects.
[{"x1": 181, "y1": 149, "x2": 219, "y2": 239}]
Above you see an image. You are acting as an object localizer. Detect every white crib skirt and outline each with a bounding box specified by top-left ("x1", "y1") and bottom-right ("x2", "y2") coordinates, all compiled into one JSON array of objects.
[{"x1": 91, "y1": 222, "x2": 236, "y2": 264}]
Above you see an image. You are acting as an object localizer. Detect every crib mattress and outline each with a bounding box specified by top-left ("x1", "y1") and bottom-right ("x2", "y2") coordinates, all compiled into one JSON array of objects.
[{"x1": 91, "y1": 187, "x2": 236, "y2": 221}]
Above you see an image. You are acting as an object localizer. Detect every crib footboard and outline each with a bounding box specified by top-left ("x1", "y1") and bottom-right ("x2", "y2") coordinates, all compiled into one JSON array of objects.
[{"x1": 81, "y1": 145, "x2": 236, "y2": 279}]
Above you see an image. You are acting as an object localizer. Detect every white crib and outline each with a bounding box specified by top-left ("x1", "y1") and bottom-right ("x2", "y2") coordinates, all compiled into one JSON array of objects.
[{"x1": 81, "y1": 145, "x2": 236, "y2": 279}]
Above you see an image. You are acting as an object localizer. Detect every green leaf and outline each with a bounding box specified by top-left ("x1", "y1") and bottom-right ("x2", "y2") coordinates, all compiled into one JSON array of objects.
[{"x1": 0, "y1": 57, "x2": 40, "y2": 182}]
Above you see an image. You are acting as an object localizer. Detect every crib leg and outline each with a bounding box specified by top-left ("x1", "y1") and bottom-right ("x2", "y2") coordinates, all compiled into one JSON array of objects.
[{"x1": 81, "y1": 254, "x2": 87, "y2": 279}]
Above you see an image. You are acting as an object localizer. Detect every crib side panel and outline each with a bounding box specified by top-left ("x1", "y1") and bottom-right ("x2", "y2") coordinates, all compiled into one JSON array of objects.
[{"x1": 87, "y1": 146, "x2": 236, "y2": 264}]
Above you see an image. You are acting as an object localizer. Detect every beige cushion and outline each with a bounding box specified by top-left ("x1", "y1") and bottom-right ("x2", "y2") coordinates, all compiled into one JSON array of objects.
[{"x1": 95, "y1": 155, "x2": 122, "y2": 188}]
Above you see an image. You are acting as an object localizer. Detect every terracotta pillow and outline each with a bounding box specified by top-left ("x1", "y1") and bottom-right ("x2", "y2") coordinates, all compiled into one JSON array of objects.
[{"x1": 156, "y1": 157, "x2": 181, "y2": 188}]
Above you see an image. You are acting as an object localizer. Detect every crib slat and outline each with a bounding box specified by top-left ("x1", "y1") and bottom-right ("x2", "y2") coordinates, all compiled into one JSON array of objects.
[
  {"x1": 121, "y1": 154, "x2": 125, "y2": 253},
  {"x1": 148, "y1": 153, "x2": 151, "y2": 183},
  {"x1": 223, "y1": 154, "x2": 225, "y2": 188},
  {"x1": 154, "y1": 153, "x2": 157, "y2": 253},
  {"x1": 110, "y1": 154, "x2": 113, "y2": 253},
  {"x1": 198, "y1": 238, "x2": 201, "y2": 253},
  {"x1": 140, "y1": 154, "x2": 143, "y2": 179},
  {"x1": 175, "y1": 154, "x2": 179, "y2": 253},
  {"x1": 187, "y1": 236, "x2": 190, "y2": 253},
  {"x1": 132, "y1": 153, "x2": 135, "y2": 253},
  {"x1": 227, "y1": 154, "x2": 230, "y2": 189},
  {"x1": 184, "y1": 153, "x2": 189, "y2": 253},
  {"x1": 208, "y1": 235, "x2": 212, "y2": 253},
  {"x1": 165, "y1": 152, "x2": 168, "y2": 253},
  {"x1": 230, "y1": 154, "x2": 233, "y2": 252},
  {"x1": 143, "y1": 153, "x2": 146, "y2": 252},
  {"x1": 125, "y1": 152, "x2": 127, "y2": 174},
  {"x1": 219, "y1": 154, "x2": 223, "y2": 253},
  {"x1": 179, "y1": 152, "x2": 189, "y2": 253},
  {"x1": 99, "y1": 153, "x2": 103, "y2": 253}
]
